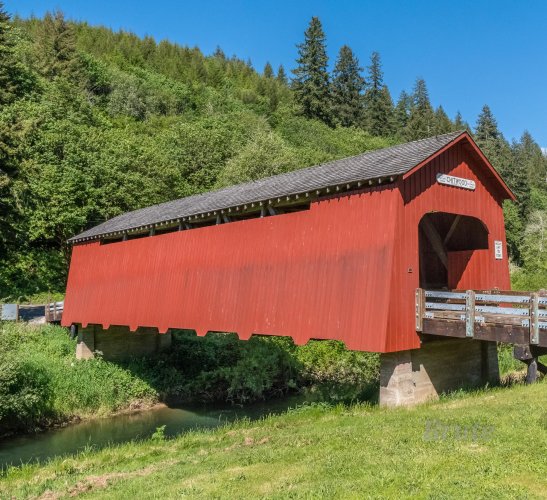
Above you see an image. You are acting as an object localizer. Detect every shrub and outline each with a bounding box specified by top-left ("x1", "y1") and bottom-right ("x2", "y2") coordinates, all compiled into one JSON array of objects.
[{"x1": 0, "y1": 355, "x2": 53, "y2": 432}]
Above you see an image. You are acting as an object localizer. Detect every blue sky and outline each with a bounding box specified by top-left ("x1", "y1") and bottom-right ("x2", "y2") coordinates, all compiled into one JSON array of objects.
[{"x1": 7, "y1": 0, "x2": 547, "y2": 146}]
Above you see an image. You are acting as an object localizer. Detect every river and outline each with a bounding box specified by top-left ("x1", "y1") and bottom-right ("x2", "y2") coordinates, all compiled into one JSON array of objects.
[{"x1": 0, "y1": 395, "x2": 309, "y2": 470}]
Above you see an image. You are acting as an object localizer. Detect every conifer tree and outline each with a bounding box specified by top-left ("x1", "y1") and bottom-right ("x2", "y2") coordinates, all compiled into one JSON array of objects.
[
  {"x1": 517, "y1": 131, "x2": 547, "y2": 190},
  {"x1": 263, "y1": 62, "x2": 274, "y2": 79},
  {"x1": 0, "y1": 2, "x2": 30, "y2": 105},
  {"x1": 36, "y1": 10, "x2": 81, "y2": 80},
  {"x1": 508, "y1": 138, "x2": 532, "y2": 219},
  {"x1": 363, "y1": 52, "x2": 394, "y2": 136},
  {"x1": 276, "y1": 64, "x2": 287, "y2": 85},
  {"x1": 213, "y1": 45, "x2": 226, "y2": 60},
  {"x1": 474, "y1": 105, "x2": 518, "y2": 202},
  {"x1": 330, "y1": 45, "x2": 365, "y2": 127},
  {"x1": 475, "y1": 105, "x2": 500, "y2": 142},
  {"x1": 292, "y1": 17, "x2": 331, "y2": 124},
  {"x1": 394, "y1": 90, "x2": 411, "y2": 133},
  {"x1": 433, "y1": 105, "x2": 453, "y2": 134},
  {"x1": 453, "y1": 111, "x2": 469, "y2": 131},
  {"x1": 405, "y1": 78, "x2": 435, "y2": 140}
]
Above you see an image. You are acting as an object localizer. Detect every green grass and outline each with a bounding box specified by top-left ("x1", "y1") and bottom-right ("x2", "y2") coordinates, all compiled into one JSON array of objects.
[
  {"x1": 0, "y1": 323, "x2": 157, "y2": 435},
  {"x1": 1, "y1": 381, "x2": 545, "y2": 499}
]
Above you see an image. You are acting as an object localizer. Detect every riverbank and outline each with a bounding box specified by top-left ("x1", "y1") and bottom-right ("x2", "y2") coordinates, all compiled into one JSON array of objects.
[
  {"x1": 0, "y1": 322, "x2": 159, "y2": 437},
  {"x1": 0, "y1": 322, "x2": 380, "y2": 437},
  {"x1": 1, "y1": 380, "x2": 545, "y2": 498}
]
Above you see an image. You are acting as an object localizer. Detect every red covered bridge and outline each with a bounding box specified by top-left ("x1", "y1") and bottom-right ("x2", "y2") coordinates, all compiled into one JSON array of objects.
[{"x1": 63, "y1": 131, "x2": 546, "y2": 406}]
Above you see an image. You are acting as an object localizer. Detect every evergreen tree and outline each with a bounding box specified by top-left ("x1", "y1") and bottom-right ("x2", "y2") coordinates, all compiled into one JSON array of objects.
[
  {"x1": 292, "y1": 17, "x2": 331, "y2": 124},
  {"x1": 330, "y1": 45, "x2": 365, "y2": 127},
  {"x1": 508, "y1": 139, "x2": 532, "y2": 222},
  {"x1": 394, "y1": 90, "x2": 411, "y2": 133},
  {"x1": 516, "y1": 131, "x2": 547, "y2": 191},
  {"x1": 475, "y1": 105, "x2": 500, "y2": 142},
  {"x1": 213, "y1": 45, "x2": 226, "y2": 60},
  {"x1": 263, "y1": 62, "x2": 274, "y2": 79},
  {"x1": 405, "y1": 78, "x2": 435, "y2": 140},
  {"x1": 475, "y1": 105, "x2": 525, "y2": 211},
  {"x1": 474, "y1": 105, "x2": 512, "y2": 177},
  {"x1": 433, "y1": 105, "x2": 453, "y2": 134},
  {"x1": 0, "y1": 2, "x2": 31, "y2": 105},
  {"x1": 363, "y1": 52, "x2": 394, "y2": 136},
  {"x1": 453, "y1": 111, "x2": 470, "y2": 132},
  {"x1": 276, "y1": 64, "x2": 287, "y2": 85},
  {"x1": 35, "y1": 10, "x2": 81, "y2": 80}
]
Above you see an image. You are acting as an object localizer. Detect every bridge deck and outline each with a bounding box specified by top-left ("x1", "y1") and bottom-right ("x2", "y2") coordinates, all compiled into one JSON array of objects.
[{"x1": 416, "y1": 288, "x2": 547, "y2": 348}]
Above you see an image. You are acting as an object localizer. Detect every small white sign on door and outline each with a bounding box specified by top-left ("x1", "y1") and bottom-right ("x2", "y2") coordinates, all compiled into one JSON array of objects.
[{"x1": 494, "y1": 240, "x2": 503, "y2": 260}]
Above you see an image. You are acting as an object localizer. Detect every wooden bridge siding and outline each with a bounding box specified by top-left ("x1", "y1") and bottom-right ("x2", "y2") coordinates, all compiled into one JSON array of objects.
[
  {"x1": 63, "y1": 184, "x2": 400, "y2": 352},
  {"x1": 384, "y1": 142, "x2": 511, "y2": 352}
]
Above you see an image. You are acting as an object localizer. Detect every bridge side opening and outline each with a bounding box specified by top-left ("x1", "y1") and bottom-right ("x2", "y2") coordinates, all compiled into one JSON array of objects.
[{"x1": 418, "y1": 212, "x2": 489, "y2": 290}]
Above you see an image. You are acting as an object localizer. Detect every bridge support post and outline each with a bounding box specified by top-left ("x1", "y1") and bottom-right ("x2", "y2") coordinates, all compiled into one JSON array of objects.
[
  {"x1": 380, "y1": 338, "x2": 499, "y2": 407},
  {"x1": 75, "y1": 325, "x2": 172, "y2": 361}
]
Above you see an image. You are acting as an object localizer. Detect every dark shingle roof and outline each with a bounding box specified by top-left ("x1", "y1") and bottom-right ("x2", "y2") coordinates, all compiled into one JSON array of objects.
[{"x1": 70, "y1": 131, "x2": 465, "y2": 242}]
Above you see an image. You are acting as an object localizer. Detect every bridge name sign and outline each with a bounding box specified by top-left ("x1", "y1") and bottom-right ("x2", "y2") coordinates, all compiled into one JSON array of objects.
[{"x1": 436, "y1": 173, "x2": 476, "y2": 191}]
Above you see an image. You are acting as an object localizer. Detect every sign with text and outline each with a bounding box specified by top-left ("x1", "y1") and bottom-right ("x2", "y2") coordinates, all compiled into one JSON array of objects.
[
  {"x1": 494, "y1": 240, "x2": 503, "y2": 260},
  {"x1": 436, "y1": 173, "x2": 476, "y2": 191}
]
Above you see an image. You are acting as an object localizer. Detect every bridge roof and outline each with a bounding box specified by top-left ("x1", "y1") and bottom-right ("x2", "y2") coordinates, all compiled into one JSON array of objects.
[{"x1": 71, "y1": 130, "x2": 477, "y2": 243}]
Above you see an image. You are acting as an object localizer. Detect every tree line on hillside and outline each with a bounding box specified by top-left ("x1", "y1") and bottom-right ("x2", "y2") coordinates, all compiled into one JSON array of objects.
[
  {"x1": 0, "y1": 5, "x2": 545, "y2": 299},
  {"x1": 290, "y1": 17, "x2": 546, "y2": 282}
]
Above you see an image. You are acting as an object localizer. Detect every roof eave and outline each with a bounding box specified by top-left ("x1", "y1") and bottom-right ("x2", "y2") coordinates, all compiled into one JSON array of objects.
[{"x1": 68, "y1": 174, "x2": 400, "y2": 244}]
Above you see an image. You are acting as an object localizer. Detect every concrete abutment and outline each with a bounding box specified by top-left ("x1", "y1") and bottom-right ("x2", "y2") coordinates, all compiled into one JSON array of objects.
[
  {"x1": 75, "y1": 324, "x2": 172, "y2": 361},
  {"x1": 380, "y1": 338, "x2": 499, "y2": 407}
]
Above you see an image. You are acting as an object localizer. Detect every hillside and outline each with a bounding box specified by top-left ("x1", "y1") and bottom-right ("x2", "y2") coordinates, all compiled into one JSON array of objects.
[
  {"x1": 0, "y1": 8, "x2": 546, "y2": 299},
  {"x1": 1, "y1": 380, "x2": 545, "y2": 498}
]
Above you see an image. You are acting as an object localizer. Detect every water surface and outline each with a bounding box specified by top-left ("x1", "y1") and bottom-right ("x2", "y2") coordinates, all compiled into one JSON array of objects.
[{"x1": 0, "y1": 395, "x2": 308, "y2": 470}]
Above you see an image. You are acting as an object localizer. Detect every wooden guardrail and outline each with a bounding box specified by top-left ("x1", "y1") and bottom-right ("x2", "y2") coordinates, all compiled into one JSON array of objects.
[
  {"x1": 415, "y1": 289, "x2": 547, "y2": 347},
  {"x1": 45, "y1": 301, "x2": 64, "y2": 323}
]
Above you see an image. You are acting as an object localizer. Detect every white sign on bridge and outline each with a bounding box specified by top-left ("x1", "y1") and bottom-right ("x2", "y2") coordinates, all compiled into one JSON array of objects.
[{"x1": 436, "y1": 173, "x2": 476, "y2": 191}]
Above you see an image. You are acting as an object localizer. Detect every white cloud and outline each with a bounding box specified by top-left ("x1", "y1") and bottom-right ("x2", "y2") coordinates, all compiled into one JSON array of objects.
[{"x1": 542, "y1": 147, "x2": 547, "y2": 156}]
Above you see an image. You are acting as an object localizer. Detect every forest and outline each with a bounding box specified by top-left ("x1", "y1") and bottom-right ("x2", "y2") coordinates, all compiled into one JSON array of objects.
[{"x1": 0, "y1": 8, "x2": 546, "y2": 299}]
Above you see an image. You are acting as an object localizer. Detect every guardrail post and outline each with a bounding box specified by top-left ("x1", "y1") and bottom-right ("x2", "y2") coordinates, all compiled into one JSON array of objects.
[
  {"x1": 465, "y1": 290, "x2": 475, "y2": 338},
  {"x1": 415, "y1": 288, "x2": 425, "y2": 332},
  {"x1": 530, "y1": 293, "x2": 539, "y2": 345}
]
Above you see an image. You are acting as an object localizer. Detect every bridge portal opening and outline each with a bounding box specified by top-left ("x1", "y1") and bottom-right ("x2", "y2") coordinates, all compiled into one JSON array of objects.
[{"x1": 418, "y1": 212, "x2": 489, "y2": 289}]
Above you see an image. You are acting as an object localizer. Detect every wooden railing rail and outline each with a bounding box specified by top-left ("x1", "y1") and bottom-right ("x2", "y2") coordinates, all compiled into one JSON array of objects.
[{"x1": 416, "y1": 288, "x2": 547, "y2": 348}]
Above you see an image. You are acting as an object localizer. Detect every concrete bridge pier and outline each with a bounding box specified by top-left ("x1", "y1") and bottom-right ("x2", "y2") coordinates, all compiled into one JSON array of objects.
[
  {"x1": 75, "y1": 324, "x2": 172, "y2": 361},
  {"x1": 379, "y1": 338, "x2": 499, "y2": 407}
]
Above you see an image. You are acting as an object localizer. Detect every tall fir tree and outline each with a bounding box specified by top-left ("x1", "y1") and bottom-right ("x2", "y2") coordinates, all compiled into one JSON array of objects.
[
  {"x1": 433, "y1": 105, "x2": 453, "y2": 134},
  {"x1": 405, "y1": 78, "x2": 435, "y2": 140},
  {"x1": 474, "y1": 105, "x2": 527, "y2": 255},
  {"x1": 453, "y1": 111, "x2": 469, "y2": 131},
  {"x1": 508, "y1": 138, "x2": 532, "y2": 219},
  {"x1": 276, "y1": 64, "x2": 287, "y2": 85},
  {"x1": 263, "y1": 62, "x2": 274, "y2": 79},
  {"x1": 35, "y1": 10, "x2": 81, "y2": 80},
  {"x1": 291, "y1": 16, "x2": 331, "y2": 125},
  {"x1": 474, "y1": 105, "x2": 512, "y2": 179},
  {"x1": 330, "y1": 45, "x2": 365, "y2": 127},
  {"x1": 0, "y1": 2, "x2": 31, "y2": 105},
  {"x1": 363, "y1": 52, "x2": 394, "y2": 136},
  {"x1": 516, "y1": 131, "x2": 547, "y2": 191},
  {"x1": 394, "y1": 90, "x2": 411, "y2": 133}
]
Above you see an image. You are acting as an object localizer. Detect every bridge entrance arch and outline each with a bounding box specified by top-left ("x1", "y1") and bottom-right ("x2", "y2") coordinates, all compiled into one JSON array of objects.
[{"x1": 418, "y1": 212, "x2": 489, "y2": 290}]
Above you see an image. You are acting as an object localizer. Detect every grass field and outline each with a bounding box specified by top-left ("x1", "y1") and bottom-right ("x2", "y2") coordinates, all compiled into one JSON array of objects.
[{"x1": 1, "y1": 380, "x2": 545, "y2": 499}]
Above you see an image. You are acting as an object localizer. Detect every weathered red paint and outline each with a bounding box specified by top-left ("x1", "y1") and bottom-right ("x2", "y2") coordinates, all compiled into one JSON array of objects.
[{"x1": 62, "y1": 133, "x2": 513, "y2": 353}]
